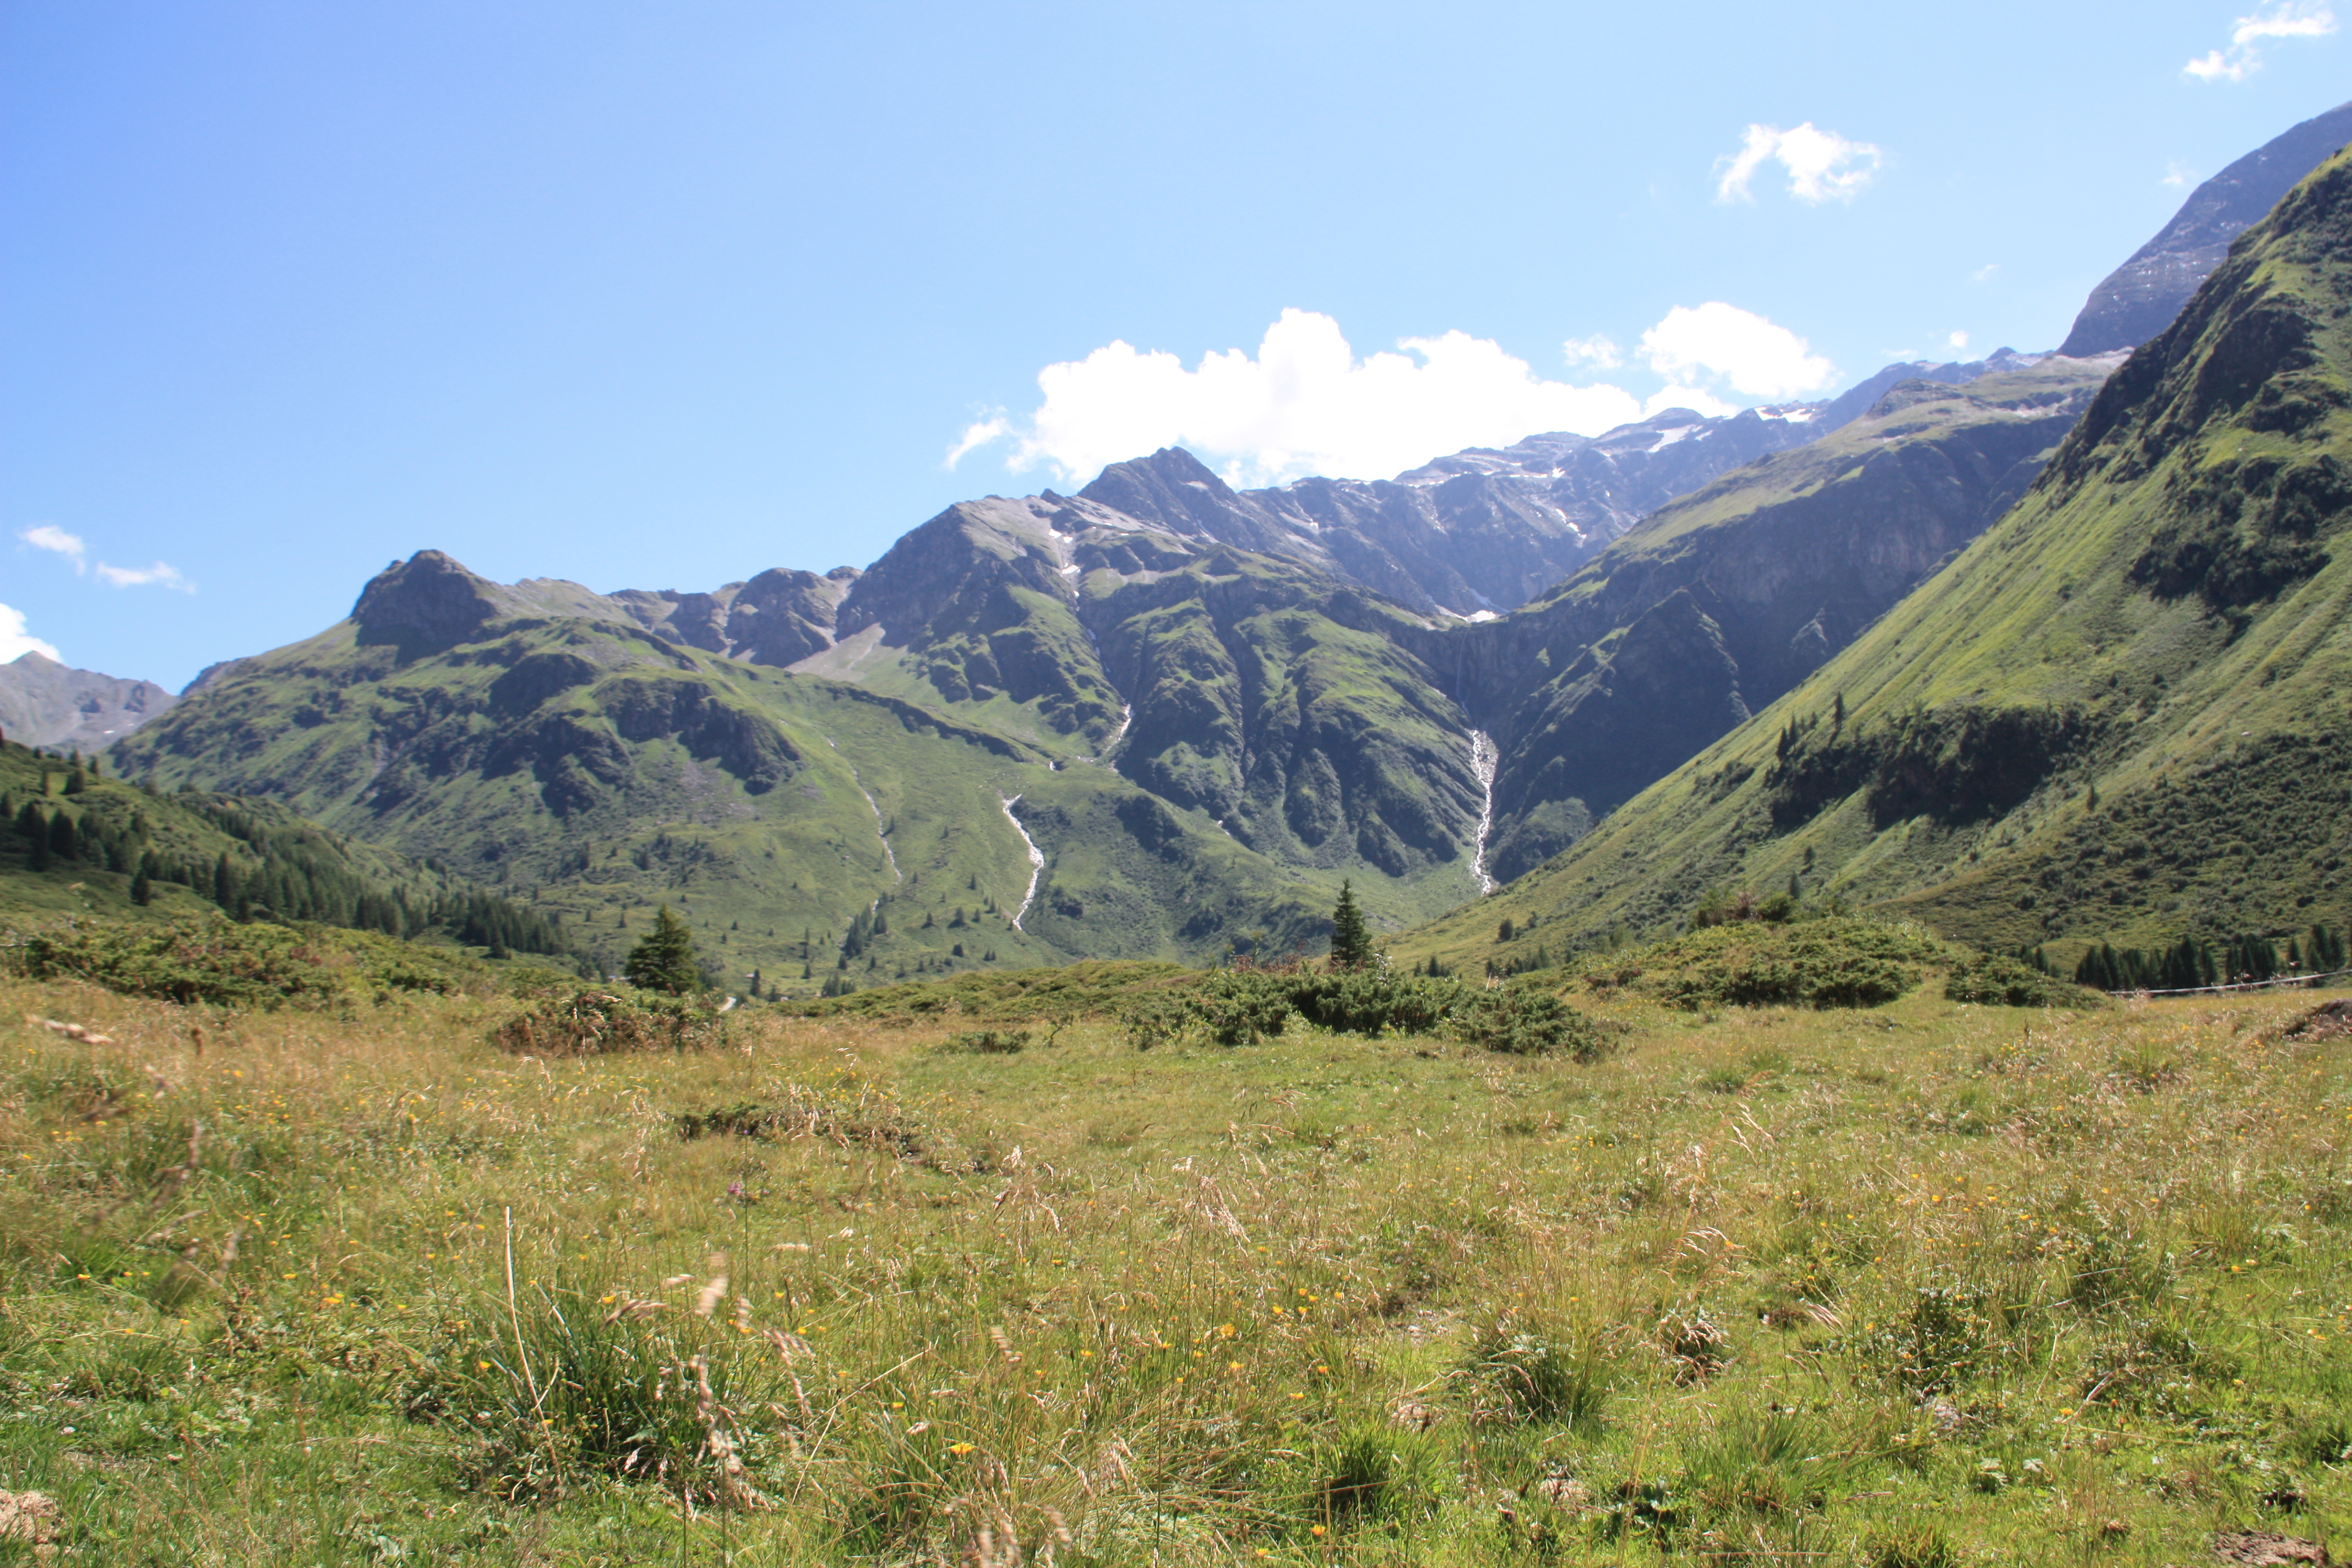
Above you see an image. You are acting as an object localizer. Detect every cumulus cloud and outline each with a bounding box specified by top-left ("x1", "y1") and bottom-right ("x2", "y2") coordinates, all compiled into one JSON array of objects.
[
  {"x1": 19, "y1": 524, "x2": 86, "y2": 573},
  {"x1": 94, "y1": 560, "x2": 194, "y2": 591},
  {"x1": 2163, "y1": 160, "x2": 2198, "y2": 188},
  {"x1": 1950, "y1": 330, "x2": 1971, "y2": 351},
  {"x1": 2185, "y1": 0, "x2": 2335, "y2": 79},
  {"x1": 1638, "y1": 303, "x2": 1838, "y2": 400},
  {"x1": 0, "y1": 603, "x2": 61, "y2": 663},
  {"x1": 954, "y1": 309, "x2": 1656, "y2": 486},
  {"x1": 1716, "y1": 123, "x2": 1883, "y2": 204}
]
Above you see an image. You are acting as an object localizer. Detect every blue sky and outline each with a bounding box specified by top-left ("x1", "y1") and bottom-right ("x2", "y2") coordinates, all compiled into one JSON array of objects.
[{"x1": 3, "y1": 0, "x2": 2344, "y2": 689}]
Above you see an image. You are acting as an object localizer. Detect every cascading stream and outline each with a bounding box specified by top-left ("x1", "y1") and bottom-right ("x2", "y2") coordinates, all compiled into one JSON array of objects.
[
  {"x1": 824, "y1": 737, "x2": 900, "y2": 882},
  {"x1": 1468, "y1": 729, "x2": 1499, "y2": 896},
  {"x1": 999, "y1": 793, "x2": 1045, "y2": 930}
]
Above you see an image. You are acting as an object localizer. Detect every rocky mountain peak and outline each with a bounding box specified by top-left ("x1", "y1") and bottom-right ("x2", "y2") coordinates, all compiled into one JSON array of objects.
[
  {"x1": 350, "y1": 548, "x2": 514, "y2": 654},
  {"x1": 2060, "y1": 99, "x2": 2352, "y2": 357}
]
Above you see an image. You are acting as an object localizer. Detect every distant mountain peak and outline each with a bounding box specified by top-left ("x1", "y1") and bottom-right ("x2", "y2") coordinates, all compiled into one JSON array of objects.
[{"x1": 0, "y1": 650, "x2": 176, "y2": 749}]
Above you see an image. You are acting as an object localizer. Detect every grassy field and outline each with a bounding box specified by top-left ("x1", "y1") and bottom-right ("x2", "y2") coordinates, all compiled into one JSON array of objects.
[{"x1": 1, "y1": 959, "x2": 2345, "y2": 1564}]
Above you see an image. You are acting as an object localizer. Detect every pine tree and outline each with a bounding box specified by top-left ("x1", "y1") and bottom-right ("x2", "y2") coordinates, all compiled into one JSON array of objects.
[
  {"x1": 623, "y1": 905, "x2": 701, "y2": 995},
  {"x1": 130, "y1": 868, "x2": 154, "y2": 906},
  {"x1": 1329, "y1": 879, "x2": 1372, "y2": 969}
]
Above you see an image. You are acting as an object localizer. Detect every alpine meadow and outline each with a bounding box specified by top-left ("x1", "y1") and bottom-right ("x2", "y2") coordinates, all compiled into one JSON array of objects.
[{"x1": 3, "y1": 40, "x2": 2350, "y2": 1568}]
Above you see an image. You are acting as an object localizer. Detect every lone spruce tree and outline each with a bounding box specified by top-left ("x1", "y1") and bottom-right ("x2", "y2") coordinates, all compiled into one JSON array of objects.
[
  {"x1": 1329, "y1": 879, "x2": 1373, "y2": 969},
  {"x1": 624, "y1": 905, "x2": 701, "y2": 995}
]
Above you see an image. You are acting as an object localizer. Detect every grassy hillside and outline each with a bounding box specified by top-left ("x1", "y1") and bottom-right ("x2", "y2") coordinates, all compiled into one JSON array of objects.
[
  {"x1": 1401, "y1": 149, "x2": 2352, "y2": 977},
  {"x1": 4, "y1": 953, "x2": 2344, "y2": 1561}
]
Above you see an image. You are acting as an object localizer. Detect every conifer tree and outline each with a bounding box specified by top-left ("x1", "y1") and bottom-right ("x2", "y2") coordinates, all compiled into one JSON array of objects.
[
  {"x1": 1329, "y1": 879, "x2": 1372, "y2": 969},
  {"x1": 623, "y1": 905, "x2": 701, "y2": 995}
]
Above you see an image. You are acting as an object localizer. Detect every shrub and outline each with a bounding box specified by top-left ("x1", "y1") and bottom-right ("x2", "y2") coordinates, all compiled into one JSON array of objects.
[
  {"x1": 491, "y1": 988, "x2": 726, "y2": 1055},
  {"x1": 1943, "y1": 952, "x2": 2105, "y2": 1008},
  {"x1": 1584, "y1": 917, "x2": 1947, "y2": 1010},
  {"x1": 1448, "y1": 988, "x2": 1604, "y2": 1058},
  {"x1": 935, "y1": 1028, "x2": 1029, "y2": 1054},
  {"x1": 3, "y1": 917, "x2": 470, "y2": 1009}
]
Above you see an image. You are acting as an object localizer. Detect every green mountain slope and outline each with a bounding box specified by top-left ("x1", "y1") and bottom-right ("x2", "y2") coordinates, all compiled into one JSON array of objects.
[
  {"x1": 110, "y1": 553, "x2": 1358, "y2": 982},
  {"x1": 1402, "y1": 149, "x2": 2352, "y2": 972}
]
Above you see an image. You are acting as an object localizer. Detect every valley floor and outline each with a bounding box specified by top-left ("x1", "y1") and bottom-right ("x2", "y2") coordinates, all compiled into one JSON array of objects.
[{"x1": 1, "y1": 976, "x2": 2346, "y2": 1564}]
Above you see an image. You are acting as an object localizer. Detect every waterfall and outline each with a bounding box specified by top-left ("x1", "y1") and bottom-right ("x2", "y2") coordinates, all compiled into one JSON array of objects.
[
  {"x1": 1468, "y1": 729, "x2": 1499, "y2": 896},
  {"x1": 1000, "y1": 793, "x2": 1045, "y2": 930}
]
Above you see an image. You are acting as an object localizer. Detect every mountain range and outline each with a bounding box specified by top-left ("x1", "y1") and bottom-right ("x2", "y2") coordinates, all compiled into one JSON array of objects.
[
  {"x1": 1410, "y1": 140, "x2": 2352, "y2": 973},
  {"x1": 0, "y1": 653, "x2": 176, "y2": 752},
  {"x1": 14, "y1": 102, "x2": 2350, "y2": 990}
]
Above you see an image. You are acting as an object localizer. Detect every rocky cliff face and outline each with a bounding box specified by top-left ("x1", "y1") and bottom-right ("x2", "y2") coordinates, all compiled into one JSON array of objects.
[
  {"x1": 2059, "y1": 99, "x2": 2352, "y2": 357},
  {"x1": 0, "y1": 653, "x2": 177, "y2": 750}
]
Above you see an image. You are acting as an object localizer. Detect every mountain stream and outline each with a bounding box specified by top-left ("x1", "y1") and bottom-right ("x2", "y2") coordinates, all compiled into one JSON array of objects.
[
  {"x1": 999, "y1": 793, "x2": 1045, "y2": 930},
  {"x1": 825, "y1": 737, "x2": 900, "y2": 883}
]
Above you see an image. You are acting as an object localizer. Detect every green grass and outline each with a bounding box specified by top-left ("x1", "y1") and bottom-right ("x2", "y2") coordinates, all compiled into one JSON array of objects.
[{"x1": 2, "y1": 956, "x2": 2345, "y2": 1563}]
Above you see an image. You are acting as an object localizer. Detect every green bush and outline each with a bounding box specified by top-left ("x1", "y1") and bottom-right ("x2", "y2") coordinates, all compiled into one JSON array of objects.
[
  {"x1": 1943, "y1": 952, "x2": 2105, "y2": 1008},
  {"x1": 1448, "y1": 987, "x2": 1605, "y2": 1058},
  {"x1": 490, "y1": 988, "x2": 727, "y2": 1055},
  {"x1": 1115, "y1": 962, "x2": 1602, "y2": 1052},
  {"x1": 1585, "y1": 917, "x2": 1947, "y2": 1010},
  {"x1": 3, "y1": 916, "x2": 472, "y2": 1009},
  {"x1": 935, "y1": 1028, "x2": 1029, "y2": 1054}
]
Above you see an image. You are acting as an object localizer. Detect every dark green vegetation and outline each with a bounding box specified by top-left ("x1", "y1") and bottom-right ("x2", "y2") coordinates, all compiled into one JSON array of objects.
[
  {"x1": 622, "y1": 904, "x2": 701, "y2": 994},
  {"x1": 2, "y1": 916, "x2": 532, "y2": 1010},
  {"x1": 1406, "y1": 148, "x2": 2352, "y2": 978},
  {"x1": 0, "y1": 734, "x2": 567, "y2": 960}
]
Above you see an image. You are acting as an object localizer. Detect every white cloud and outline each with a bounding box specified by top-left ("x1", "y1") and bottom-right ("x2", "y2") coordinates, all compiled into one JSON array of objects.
[
  {"x1": 18, "y1": 524, "x2": 86, "y2": 573},
  {"x1": 944, "y1": 416, "x2": 1012, "y2": 469},
  {"x1": 2163, "y1": 160, "x2": 2198, "y2": 188},
  {"x1": 1561, "y1": 334, "x2": 1623, "y2": 369},
  {"x1": 0, "y1": 603, "x2": 61, "y2": 663},
  {"x1": 1716, "y1": 122, "x2": 1883, "y2": 204},
  {"x1": 94, "y1": 560, "x2": 194, "y2": 592},
  {"x1": 1638, "y1": 303, "x2": 1838, "y2": 400},
  {"x1": 2185, "y1": 0, "x2": 2335, "y2": 78},
  {"x1": 957, "y1": 309, "x2": 1654, "y2": 486},
  {"x1": 1972, "y1": 263, "x2": 2000, "y2": 282},
  {"x1": 1949, "y1": 330, "x2": 1971, "y2": 351}
]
